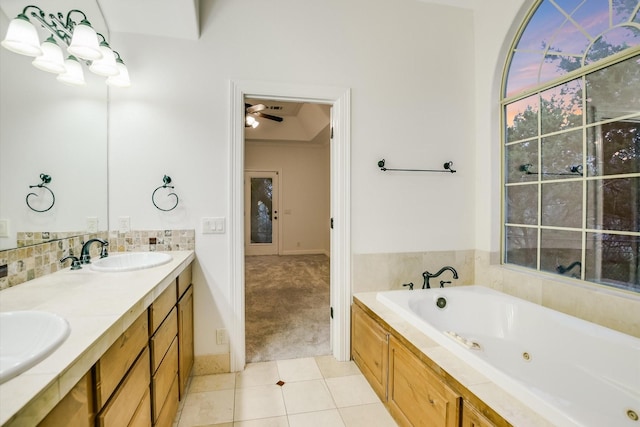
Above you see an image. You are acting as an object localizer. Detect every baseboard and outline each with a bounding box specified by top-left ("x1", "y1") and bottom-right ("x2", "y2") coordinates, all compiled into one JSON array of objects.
[
  {"x1": 280, "y1": 249, "x2": 329, "y2": 256},
  {"x1": 193, "y1": 353, "x2": 230, "y2": 374}
]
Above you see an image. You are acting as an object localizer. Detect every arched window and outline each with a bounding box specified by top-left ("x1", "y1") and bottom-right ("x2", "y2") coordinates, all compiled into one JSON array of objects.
[{"x1": 502, "y1": 0, "x2": 640, "y2": 292}]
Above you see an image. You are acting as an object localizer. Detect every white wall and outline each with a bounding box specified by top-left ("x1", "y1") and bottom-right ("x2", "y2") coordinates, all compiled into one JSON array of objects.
[
  {"x1": 107, "y1": 0, "x2": 477, "y2": 359},
  {"x1": 471, "y1": 0, "x2": 531, "y2": 252},
  {"x1": 245, "y1": 136, "x2": 330, "y2": 255}
]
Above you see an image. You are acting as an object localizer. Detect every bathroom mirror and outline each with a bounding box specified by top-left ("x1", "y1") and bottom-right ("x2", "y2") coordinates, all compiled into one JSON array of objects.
[{"x1": 0, "y1": 6, "x2": 109, "y2": 250}]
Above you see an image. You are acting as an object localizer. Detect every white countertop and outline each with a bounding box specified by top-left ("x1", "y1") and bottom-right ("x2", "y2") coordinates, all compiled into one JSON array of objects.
[
  {"x1": 0, "y1": 250, "x2": 195, "y2": 426},
  {"x1": 354, "y1": 292, "x2": 555, "y2": 427}
]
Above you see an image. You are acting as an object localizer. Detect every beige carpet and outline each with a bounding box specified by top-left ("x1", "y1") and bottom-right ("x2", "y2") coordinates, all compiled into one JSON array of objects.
[{"x1": 245, "y1": 254, "x2": 331, "y2": 363}]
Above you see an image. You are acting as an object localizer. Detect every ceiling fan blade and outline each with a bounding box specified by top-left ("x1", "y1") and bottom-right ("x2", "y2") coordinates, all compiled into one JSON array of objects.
[
  {"x1": 246, "y1": 103, "x2": 266, "y2": 113},
  {"x1": 255, "y1": 111, "x2": 284, "y2": 122}
]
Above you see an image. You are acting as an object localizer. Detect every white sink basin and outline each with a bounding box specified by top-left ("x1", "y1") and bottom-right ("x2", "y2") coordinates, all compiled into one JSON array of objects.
[
  {"x1": 90, "y1": 252, "x2": 172, "y2": 272},
  {"x1": 0, "y1": 311, "x2": 70, "y2": 384}
]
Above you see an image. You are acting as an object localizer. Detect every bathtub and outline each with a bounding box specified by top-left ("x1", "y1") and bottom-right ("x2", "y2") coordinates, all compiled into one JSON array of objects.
[{"x1": 376, "y1": 286, "x2": 640, "y2": 427}]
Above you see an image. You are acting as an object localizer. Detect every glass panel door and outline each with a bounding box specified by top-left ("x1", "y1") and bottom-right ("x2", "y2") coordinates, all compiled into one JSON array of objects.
[{"x1": 245, "y1": 171, "x2": 279, "y2": 255}]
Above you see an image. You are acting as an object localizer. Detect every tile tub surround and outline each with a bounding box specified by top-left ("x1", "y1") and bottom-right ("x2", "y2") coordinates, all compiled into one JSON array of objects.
[
  {"x1": 352, "y1": 250, "x2": 475, "y2": 293},
  {"x1": 353, "y1": 292, "x2": 555, "y2": 427},
  {"x1": 0, "y1": 250, "x2": 195, "y2": 426},
  {"x1": 474, "y1": 250, "x2": 640, "y2": 339},
  {"x1": 0, "y1": 229, "x2": 195, "y2": 290},
  {"x1": 352, "y1": 250, "x2": 640, "y2": 339}
]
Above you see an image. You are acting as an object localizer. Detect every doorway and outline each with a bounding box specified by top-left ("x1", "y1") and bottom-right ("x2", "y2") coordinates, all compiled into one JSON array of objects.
[
  {"x1": 229, "y1": 80, "x2": 351, "y2": 371},
  {"x1": 243, "y1": 98, "x2": 331, "y2": 362}
]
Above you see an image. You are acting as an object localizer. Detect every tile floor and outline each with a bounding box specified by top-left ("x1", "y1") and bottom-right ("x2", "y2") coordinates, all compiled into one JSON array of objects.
[{"x1": 173, "y1": 356, "x2": 398, "y2": 427}]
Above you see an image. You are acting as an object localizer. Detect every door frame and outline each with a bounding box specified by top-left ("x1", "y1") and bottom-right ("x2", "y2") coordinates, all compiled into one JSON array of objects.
[
  {"x1": 229, "y1": 80, "x2": 351, "y2": 371},
  {"x1": 244, "y1": 169, "x2": 281, "y2": 256}
]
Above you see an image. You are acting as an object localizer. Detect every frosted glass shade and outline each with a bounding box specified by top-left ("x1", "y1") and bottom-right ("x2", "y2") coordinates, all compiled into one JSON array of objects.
[
  {"x1": 89, "y1": 44, "x2": 118, "y2": 76},
  {"x1": 32, "y1": 37, "x2": 66, "y2": 74},
  {"x1": 67, "y1": 21, "x2": 101, "y2": 60},
  {"x1": 106, "y1": 60, "x2": 131, "y2": 88},
  {"x1": 56, "y1": 56, "x2": 86, "y2": 86},
  {"x1": 1, "y1": 15, "x2": 42, "y2": 57}
]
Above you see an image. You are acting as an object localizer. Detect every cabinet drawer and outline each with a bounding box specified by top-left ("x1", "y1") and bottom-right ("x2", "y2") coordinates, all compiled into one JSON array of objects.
[
  {"x1": 177, "y1": 263, "x2": 192, "y2": 298},
  {"x1": 154, "y1": 375, "x2": 179, "y2": 427},
  {"x1": 38, "y1": 371, "x2": 93, "y2": 427},
  {"x1": 95, "y1": 311, "x2": 148, "y2": 408},
  {"x1": 150, "y1": 307, "x2": 178, "y2": 373},
  {"x1": 97, "y1": 347, "x2": 151, "y2": 427},
  {"x1": 152, "y1": 338, "x2": 179, "y2": 421},
  {"x1": 128, "y1": 388, "x2": 152, "y2": 427},
  {"x1": 150, "y1": 283, "x2": 177, "y2": 333}
]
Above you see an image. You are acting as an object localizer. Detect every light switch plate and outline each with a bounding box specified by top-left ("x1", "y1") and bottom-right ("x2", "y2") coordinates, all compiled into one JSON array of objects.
[
  {"x1": 202, "y1": 217, "x2": 225, "y2": 234},
  {"x1": 0, "y1": 219, "x2": 8, "y2": 238}
]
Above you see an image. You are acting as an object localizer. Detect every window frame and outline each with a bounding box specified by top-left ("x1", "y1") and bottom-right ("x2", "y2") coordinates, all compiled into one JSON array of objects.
[{"x1": 500, "y1": 0, "x2": 640, "y2": 291}]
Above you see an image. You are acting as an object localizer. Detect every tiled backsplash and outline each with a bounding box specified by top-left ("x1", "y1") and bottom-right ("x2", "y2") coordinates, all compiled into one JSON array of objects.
[{"x1": 0, "y1": 229, "x2": 195, "y2": 290}]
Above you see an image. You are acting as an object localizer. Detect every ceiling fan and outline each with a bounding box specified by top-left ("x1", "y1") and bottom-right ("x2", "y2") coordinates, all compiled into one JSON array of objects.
[{"x1": 245, "y1": 103, "x2": 284, "y2": 128}]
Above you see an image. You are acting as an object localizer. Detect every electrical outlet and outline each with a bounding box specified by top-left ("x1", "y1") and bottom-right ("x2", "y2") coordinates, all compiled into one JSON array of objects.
[
  {"x1": 86, "y1": 217, "x2": 98, "y2": 233},
  {"x1": 216, "y1": 328, "x2": 228, "y2": 345},
  {"x1": 118, "y1": 216, "x2": 130, "y2": 233}
]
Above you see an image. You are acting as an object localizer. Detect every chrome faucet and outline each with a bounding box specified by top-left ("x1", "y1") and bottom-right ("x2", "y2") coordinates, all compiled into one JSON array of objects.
[
  {"x1": 80, "y1": 238, "x2": 109, "y2": 264},
  {"x1": 422, "y1": 266, "x2": 458, "y2": 289}
]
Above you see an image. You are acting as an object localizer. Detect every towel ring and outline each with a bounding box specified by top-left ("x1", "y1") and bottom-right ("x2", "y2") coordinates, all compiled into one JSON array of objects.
[
  {"x1": 152, "y1": 175, "x2": 179, "y2": 211},
  {"x1": 26, "y1": 173, "x2": 55, "y2": 212}
]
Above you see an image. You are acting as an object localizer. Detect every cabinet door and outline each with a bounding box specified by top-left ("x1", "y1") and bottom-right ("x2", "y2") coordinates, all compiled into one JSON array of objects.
[
  {"x1": 351, "y1": 303, "x2": 388, "y2": 401},
  {"x1": 38, "y1": 372, "x2": 93, "y2": 427},
  {"x1": 388, "y1": 336, "x2": 460, "y2": 427},
  {"x1": 462, "y1": 402, "x2": 498, "y2": 427},
  {"x1": 178, "y1": 285, "x2": 194, "y2": 399}
]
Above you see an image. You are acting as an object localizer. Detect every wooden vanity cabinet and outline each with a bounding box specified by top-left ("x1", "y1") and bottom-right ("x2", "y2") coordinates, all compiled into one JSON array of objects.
[
  {"x1": 388, "y1": 336, "x2": 460, "y2": 427},
  {"x1": 33, "y1": 261, "x2": 194, "y2": 427},
  {"x1": 37, "y1": 372, "x2": 94, "y2": 427},
  {"x1": 351, "y1": 303, "x2": 388, "y2": 401},
  {"x1": 177, "y1": 284, "x2": 194, "y2": 398}
]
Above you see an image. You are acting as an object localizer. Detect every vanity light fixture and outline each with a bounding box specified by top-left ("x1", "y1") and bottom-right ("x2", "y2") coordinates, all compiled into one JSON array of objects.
[{"x1": 1, "y1": 5, "x2": 130, "y2": 87}]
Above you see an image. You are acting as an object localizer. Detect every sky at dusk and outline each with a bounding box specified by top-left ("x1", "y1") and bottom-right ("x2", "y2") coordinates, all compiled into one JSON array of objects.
[{"x1": 505, "y1": 0, "x2": 640, "y2": 99}]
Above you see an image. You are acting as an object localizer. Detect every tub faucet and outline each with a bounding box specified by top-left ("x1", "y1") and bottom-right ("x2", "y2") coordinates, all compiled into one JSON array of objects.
[
  {"x1": 423, "y1": 266, "x2": 458, "y2": 289},
  {"x1": 80, "y1": 238, "x2": 109, "y2": 264}
]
